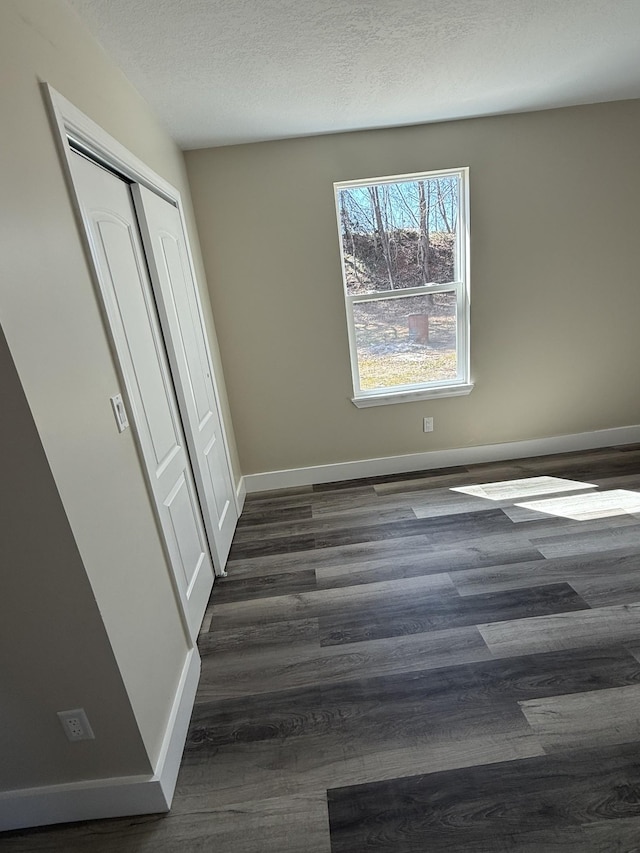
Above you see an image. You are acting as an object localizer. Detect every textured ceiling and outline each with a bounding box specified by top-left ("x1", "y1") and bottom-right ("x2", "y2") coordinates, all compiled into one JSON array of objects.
[{"x1": 68, "y1": 0, "x2": 640, "y2": 149}]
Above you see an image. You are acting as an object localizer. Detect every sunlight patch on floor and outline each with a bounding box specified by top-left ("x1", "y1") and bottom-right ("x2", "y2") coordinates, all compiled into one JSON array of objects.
[
  {"x1": 451, "y1": 476, "x2": 596, "y2": 501},
  {"x1": 515, "y1": 490, "x2": 640, "y2": 522}
]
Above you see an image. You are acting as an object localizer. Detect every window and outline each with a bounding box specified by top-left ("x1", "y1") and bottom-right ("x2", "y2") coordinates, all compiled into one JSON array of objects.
[{"x1": 334, "y1": 168, "x2": 472, "y2": 407}]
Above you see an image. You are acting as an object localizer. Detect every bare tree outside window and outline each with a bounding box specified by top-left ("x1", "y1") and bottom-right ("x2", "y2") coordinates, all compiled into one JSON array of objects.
[{"x1": 335, "y1": 170, "x2": 468, "y2": 399}]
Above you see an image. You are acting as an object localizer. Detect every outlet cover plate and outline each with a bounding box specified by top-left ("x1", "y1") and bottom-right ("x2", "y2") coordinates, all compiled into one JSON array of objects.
[{"x1": 57, "y1": 708, "x2": 95, "y2": 742}]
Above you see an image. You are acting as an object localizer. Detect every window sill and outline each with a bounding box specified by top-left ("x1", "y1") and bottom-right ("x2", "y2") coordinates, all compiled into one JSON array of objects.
[{"x1": 351, "y1": 382, "x2": 474, "y2": 408}]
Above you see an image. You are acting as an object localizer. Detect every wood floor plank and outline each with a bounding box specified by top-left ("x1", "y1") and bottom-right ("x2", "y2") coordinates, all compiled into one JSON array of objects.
[
  {"x1": 187, "y1": 646, "x2": 640, "y2": 749},
  {"x1": 224, "y1": 534, "x2": 434, "y2": 579},
  {"x1": 169, "y1": 792, "x2": 331, "y2": 853},
  {"x1": 625, "y1": 644, "x2": 640, "y2": 666},
  {"x1": 226, "y1": 529, "x2": 543, "y2": 584},
  {"x1": 410, "y1": 490, "x2": 535, "y2": 519},
  {"x1": 478, "y1": 602, "x2": 640, "y2": 656},
  {"x1": 245, "y1": 484, "x2": 314, "y2": 502},
  {"x1": 236, "y1": 503, "x2": 313, "y2": 527},
  {"x1": 594, "y1": 471, "x2": 640, "y2": 490},
  {"x1": 312, "y1": 466, "x2": 470, "y2": 493},
  {"x1": 310, "y1": 491, "x2": 417, "y2": 518},
  {"x1": 232, "y1": 505, "x2": 418, "y2": 543},
  {"x1": 238, "y1": 486, "x2": 318, "y2": 513},
  {"x1": 196, "y1": 626, "x2": 493, "y2": 699},
  {"x1": 198, "y1": 617, "x2": 320, "y2": 655},
  {"x1": 460, "y1": 817, "x2": 640, "y2": 853},
  {"x1": 315, "y1": 536, "x2": 544, "y2": 589},
  {"x1": 570, "y1": 574, "x2": 640, "y2": 608},
  {"x1": 184, "y1": 685, "x2": 537, "y2": 774},
  {"x1": 531, "y1": 521, "x2": 640, "y2": 558},
  {"x1": 327, "y1": 743, "x2": 640, "y2": 853},
  {"x1": 208, "y1": 572, "x2": 456, "y2": 631},
  {"x1": 451, "y1": 548, "x2": 639, "y2": 596},
  {"x1": 0, "y1": 794, "x2": 331, "y2": 853},
  {"x1": 319, "y1": 582, "x2": 590, "y2": 647},
  {"x1": 177, "y1": 729, "x2": 544, "y2": 808},
  {"x1": 313, "y1": 508, "x2": 517, "y2": 550},
  {"x1": 211, "y1": 569, "x2": 317, "y2": 605},
  {"x1": 520, "y1": 683, "x2": 640, "y2": 752},
  {"x1": 518, "y1": 448, "x2": 640, "y2": 477},
  {"x1": 227, "y1": 532, "x2": 316, "y2": 561},
  {"x1": 533, "y1": 459, "x2": 640, "y2": 481}
]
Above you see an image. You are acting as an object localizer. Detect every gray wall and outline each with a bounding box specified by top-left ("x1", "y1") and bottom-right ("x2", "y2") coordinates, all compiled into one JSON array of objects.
[
  {"x1": 186, "y1": 100, "x2": 640, "y2": 475},
  {"x1": 0, "y1": 326, "x2": 150, "y2": 787},
  {"x1": 0, "y1": 0, "x2": 238, "y2": 789}
]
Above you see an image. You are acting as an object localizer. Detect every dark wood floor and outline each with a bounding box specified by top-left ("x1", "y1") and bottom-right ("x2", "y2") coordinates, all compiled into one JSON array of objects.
[{"x1": 7, "y1": 445, "x2": 640, "y2": 851}]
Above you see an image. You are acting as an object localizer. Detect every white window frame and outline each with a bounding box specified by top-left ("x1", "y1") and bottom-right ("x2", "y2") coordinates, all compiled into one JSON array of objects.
[{"x1": 334, "y1": 167, "x2": 473, "y2": 407}]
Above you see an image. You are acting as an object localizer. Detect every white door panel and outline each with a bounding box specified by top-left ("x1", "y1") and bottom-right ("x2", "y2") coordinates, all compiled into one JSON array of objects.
[
  {"x1": 158, "y1": 233, "x2": 212, "y2": 423},
  {"x1": 164, "y1": 473, "x2": 207, "y2": 592},
  {"x1": 132, "y1": 184, "x2": 238, "y2": 571},
  {"x1": 205, "y1": 433, "x2": 231, "y2": 523},
  {"x1": 94, "y1": 218, "x2": 182, "y2": 471},
  {"x1": 70, "y1": 151, "x2": 214, "y2": 640}
]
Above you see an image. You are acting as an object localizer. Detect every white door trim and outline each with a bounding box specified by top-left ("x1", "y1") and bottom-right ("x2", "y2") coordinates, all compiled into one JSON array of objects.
[{"x1": 42, "y1": 83, "x2": 240, "y2": 532}]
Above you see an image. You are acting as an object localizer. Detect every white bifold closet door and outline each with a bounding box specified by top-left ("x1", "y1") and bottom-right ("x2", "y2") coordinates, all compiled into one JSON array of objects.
[
  {"x1": 69, "y1": 150, "x2": 227, "y2": 640},
  {"x1": 131, "y1": 185, "x2": 237, "y2": 570}
]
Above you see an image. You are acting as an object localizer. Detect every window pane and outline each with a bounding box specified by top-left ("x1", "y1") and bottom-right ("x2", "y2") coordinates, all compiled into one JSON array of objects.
[
  {"x1": 353, "y1": 293, "x2": 457, "y2": 391},
  {"x1": 338, "y1": 176, "x2": 459, "y2": 296}
]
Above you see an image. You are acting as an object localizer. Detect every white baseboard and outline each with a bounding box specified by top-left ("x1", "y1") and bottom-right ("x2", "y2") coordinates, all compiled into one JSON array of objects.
[
  {"x1": 235, "y1": 476, "x2": 246, "y2": 515},
  {"x1": 153, "y1": 645, "x2": 201, "y2": 806},
  {"x1": 0, "y1": 649, "x2": 201, "y2": 832},
  {"x1": 243, "y1": 425, "x2": 640, "y2": 493}
]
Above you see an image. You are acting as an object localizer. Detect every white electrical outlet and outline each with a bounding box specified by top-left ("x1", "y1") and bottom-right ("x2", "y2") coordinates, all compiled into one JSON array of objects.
[
  {"x1": 423, "y1": 417, "x2": 434, "y2": 433},
  {"x1": 57, "y1": 708, "x2": 95, "y2": 742}
]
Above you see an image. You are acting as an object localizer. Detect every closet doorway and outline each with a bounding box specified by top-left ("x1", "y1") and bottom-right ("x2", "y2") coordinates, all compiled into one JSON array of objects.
[{"x1": 47, "y1": 87, "x2": 238, "y2": 640}]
